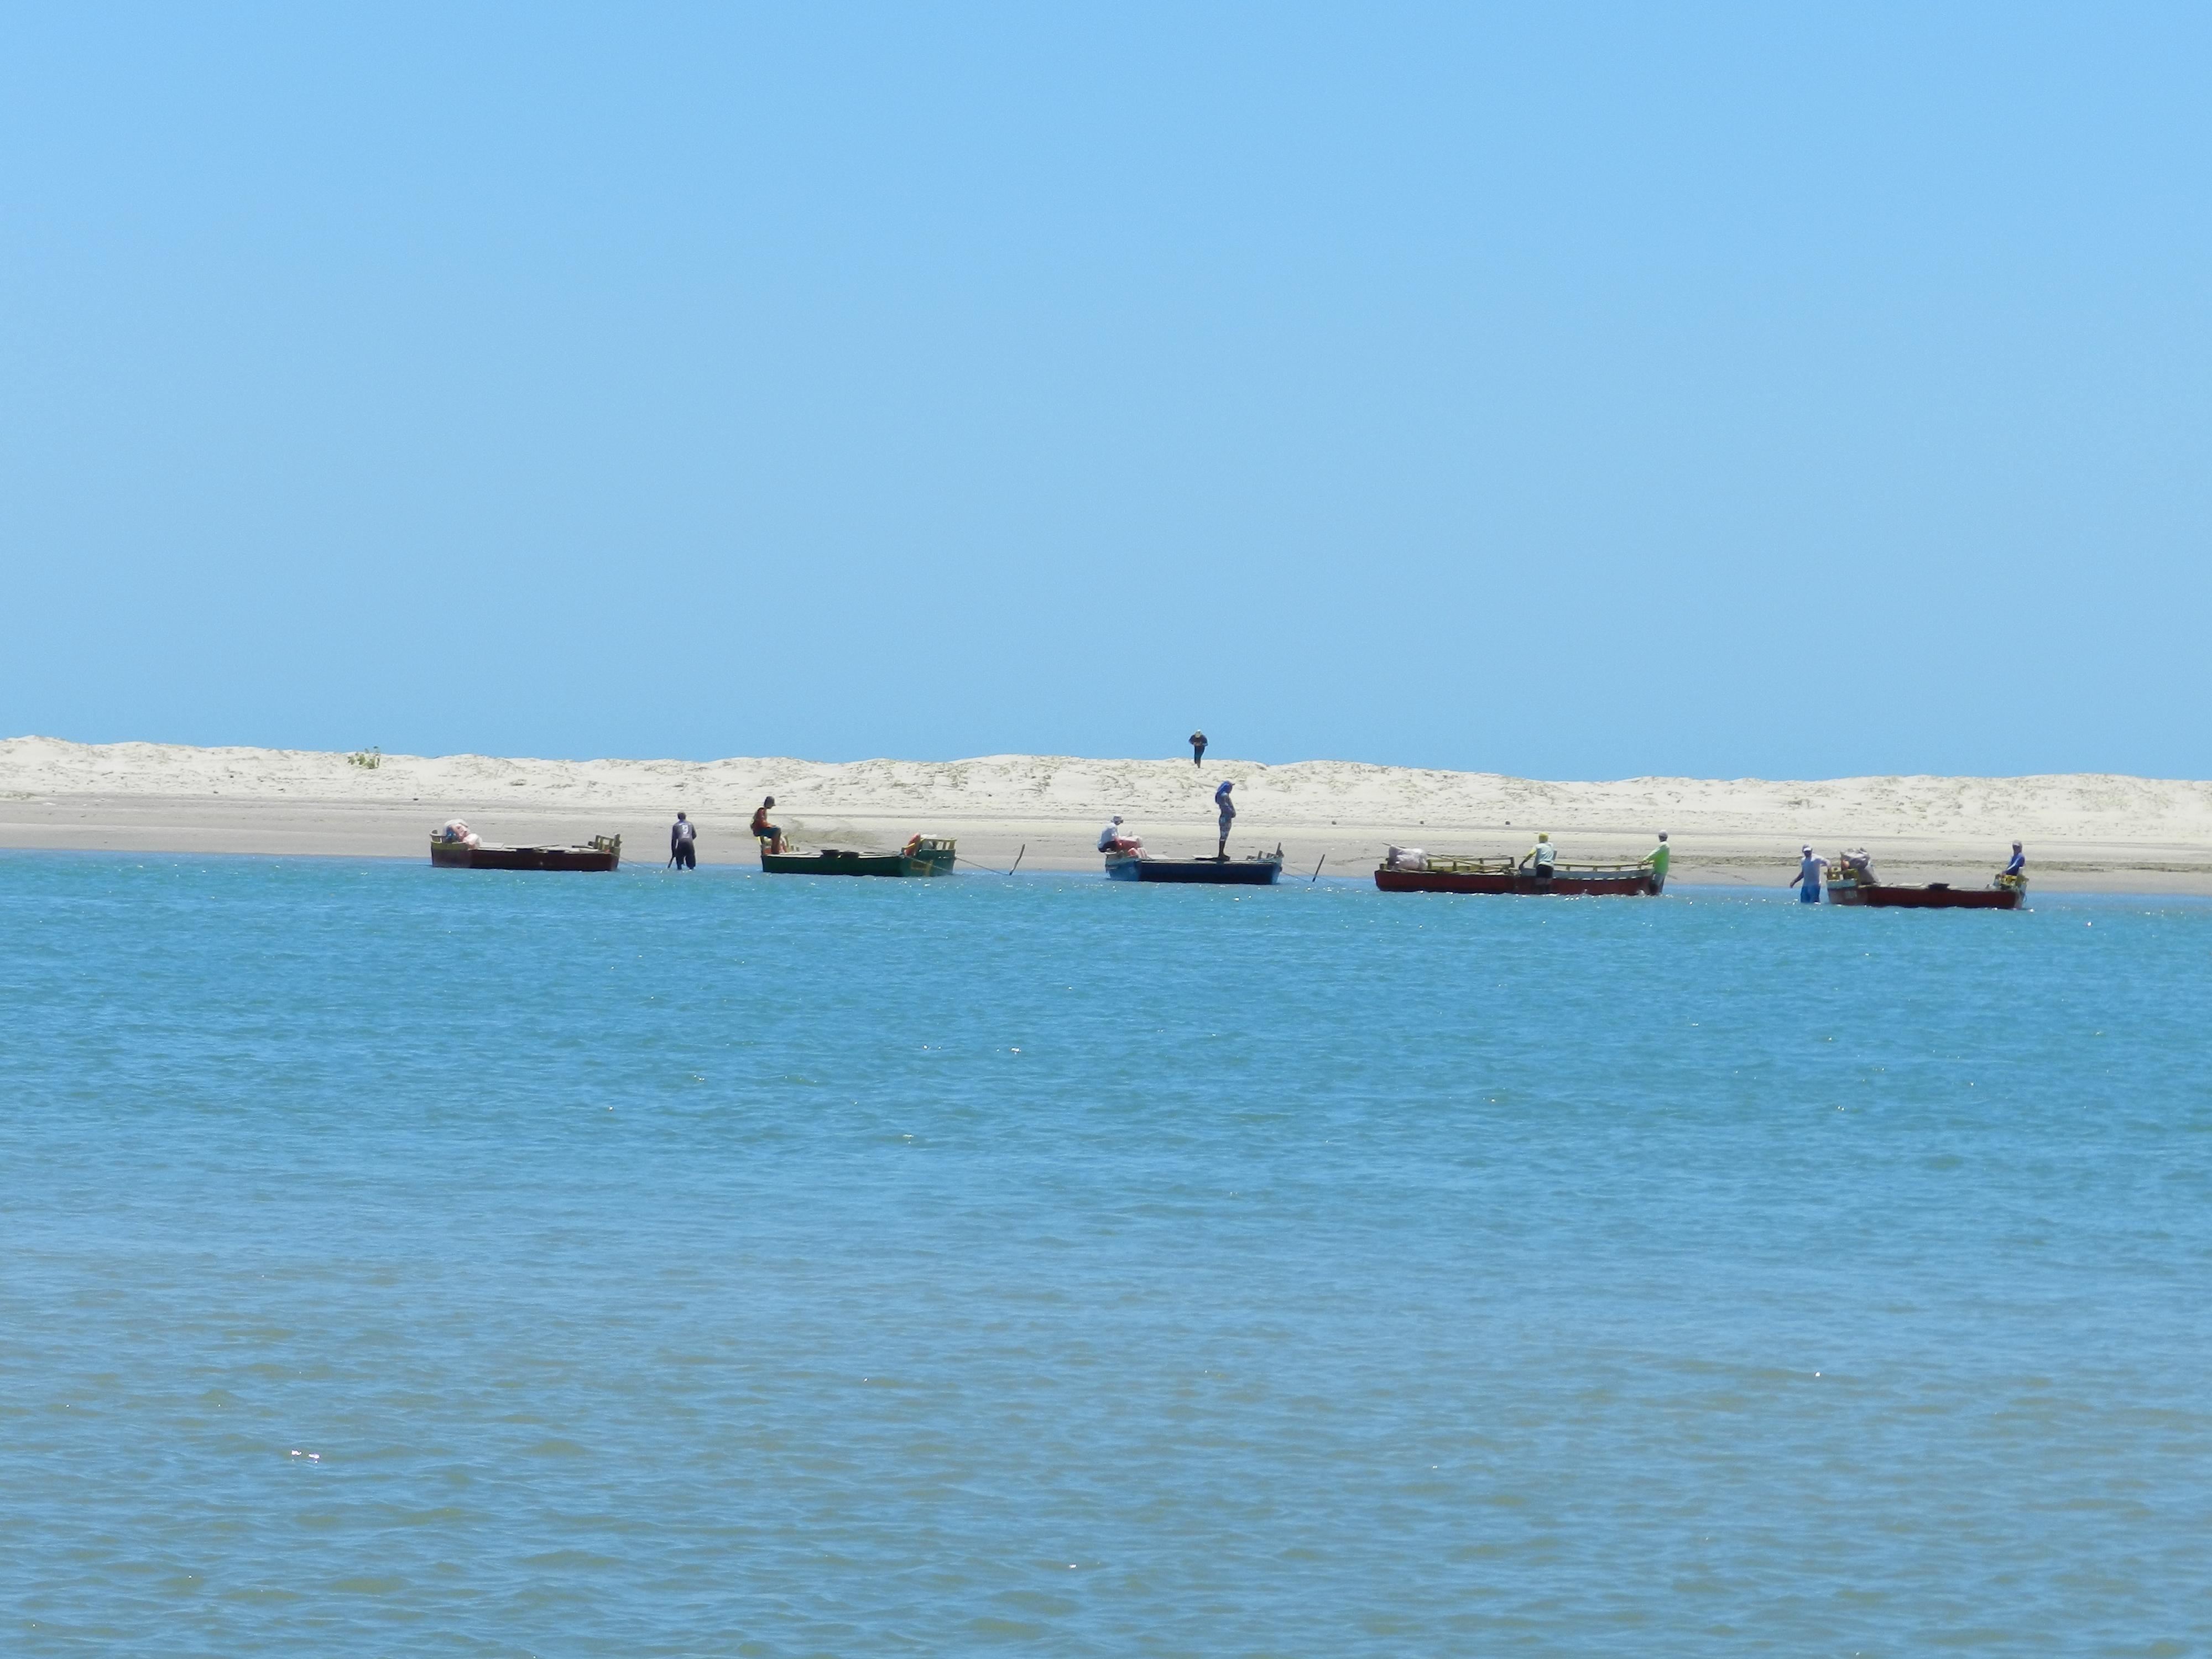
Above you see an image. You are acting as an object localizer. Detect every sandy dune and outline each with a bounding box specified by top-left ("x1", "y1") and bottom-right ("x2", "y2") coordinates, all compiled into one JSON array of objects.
[{"x1": 3, "y1": 736, "x2": 2209, "y2": 891}]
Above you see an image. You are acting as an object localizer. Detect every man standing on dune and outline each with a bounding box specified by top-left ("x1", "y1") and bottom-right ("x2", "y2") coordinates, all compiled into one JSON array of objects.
[{"x1": 1190, "y1": 730, "x2": 1207, "y2": 766}]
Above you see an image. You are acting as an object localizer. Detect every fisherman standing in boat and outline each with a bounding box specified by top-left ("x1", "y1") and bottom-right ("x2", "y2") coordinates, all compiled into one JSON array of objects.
[
  {"x1": 1214, "y1": 780, "x2": 1236, "y2": 858},
  {"x1": 670, "y1": 810, "x2": 697, "y2": 870},
  {"x1": 1190, "y1": 729, "x2": 1208, "y2": 766},
  {"x1": 2003, "y1": 841, "x2": 2026, "y2": 880},
  {"x1": 1790, "y1": 844, "x2": 1828, "y2": 903},
  {"x1": 1520, "y1": 832, "x2": 1557, "y2": 884},
  {"x1": 750, "y1": 796, "x2": 785, "y2": 856}
]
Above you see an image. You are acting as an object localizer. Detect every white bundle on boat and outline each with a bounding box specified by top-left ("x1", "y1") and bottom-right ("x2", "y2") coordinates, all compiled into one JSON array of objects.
[
  {"x1": 435, "y1": 819, "x2": 482, "y2": 848},
  {"x1": 1385, "y1": 846, "x2": 1428, "y2": 871}
]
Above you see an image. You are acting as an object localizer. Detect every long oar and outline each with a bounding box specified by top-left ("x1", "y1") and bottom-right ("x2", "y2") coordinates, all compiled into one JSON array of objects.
[
  {"x1": 1009, "y1": 844, "x2": 1025, "y2": 875},
  {"x1": 1308, "y1": 853, "x2": 1327, "y2": 885}
]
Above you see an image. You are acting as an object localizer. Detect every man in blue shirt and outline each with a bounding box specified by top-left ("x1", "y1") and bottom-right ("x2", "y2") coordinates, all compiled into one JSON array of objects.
[{"x1": 1214, "y1": 780, "x2": 1236, "y2": 858}]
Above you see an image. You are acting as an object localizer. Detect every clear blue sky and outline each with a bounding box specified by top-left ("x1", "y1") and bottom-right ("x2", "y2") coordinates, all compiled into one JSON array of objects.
[{"x1": 4, "y1": 4, "x2": 2207, "y2": 779}]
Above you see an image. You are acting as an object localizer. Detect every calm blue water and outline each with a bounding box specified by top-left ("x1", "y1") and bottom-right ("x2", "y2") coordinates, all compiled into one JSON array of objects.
[{"x1": 3, "y1": 853, "x2": 2210, "y2": 1656}]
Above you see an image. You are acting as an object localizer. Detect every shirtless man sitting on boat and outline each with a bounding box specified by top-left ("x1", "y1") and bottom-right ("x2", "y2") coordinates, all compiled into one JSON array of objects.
[{"x1": 750, "y1": 797, "x2": 785, "y2": 855}]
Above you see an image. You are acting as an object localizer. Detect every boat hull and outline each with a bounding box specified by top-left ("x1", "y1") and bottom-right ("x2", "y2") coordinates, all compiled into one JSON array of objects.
[
  {"x1": 1374, "y1": 867, "x2": 1660, "y2": 896},
  {"x1": 1107, "y1": 855, "x2": 1283, "y2": 885},
  {"x1": 761, "y1": 845, "x2": 956, "y2": 878},
  {"x1": 431, "y1": 841, "x2": 619, "y2": 872},
  {"x1": 1827, "y1": 880, "x2": 2022, "y2": 910}
]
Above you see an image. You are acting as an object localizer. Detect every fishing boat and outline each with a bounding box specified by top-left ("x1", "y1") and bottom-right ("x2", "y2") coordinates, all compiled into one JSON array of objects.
[
  {"x1": 761, "y1": 836, "x2": 957, "y2": 878},
  {"x1": 1104, "y1": 847, "x2": 1284, "y2": 885},
  {"x1": 1373, "y1": 850, "x2": 1662, "y2": 896},
  {"x1": 1825, "y1": 871, "x2": 2025, "y2": 910},
  {"x1": 430, "y1": 825, "x2": 621, "y2": 872}
]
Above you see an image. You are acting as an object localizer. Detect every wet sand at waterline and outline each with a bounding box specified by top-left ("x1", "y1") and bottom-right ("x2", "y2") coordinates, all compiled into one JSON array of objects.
[{"x1": 4, "y1": 736, "x2": 2210, "y2": 892}]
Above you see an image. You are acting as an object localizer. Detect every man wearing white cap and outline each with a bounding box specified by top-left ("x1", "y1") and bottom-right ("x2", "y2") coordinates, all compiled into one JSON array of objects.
[
  {"x1": 1788, "y1": 844, "x2": 1828, "y2": 903},
  {"x1": 1098, "y1": 815, "x2": 1140, "y2": 855}
]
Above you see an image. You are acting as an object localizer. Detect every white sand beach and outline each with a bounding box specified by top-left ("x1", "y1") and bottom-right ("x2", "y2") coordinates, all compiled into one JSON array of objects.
[{"x1": 3, "y1": 736, "x2": 2210, "y2": 892}]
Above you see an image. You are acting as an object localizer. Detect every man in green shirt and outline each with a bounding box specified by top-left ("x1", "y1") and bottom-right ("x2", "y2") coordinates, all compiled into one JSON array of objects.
[{"x1": 1645, "y1": 831, "x2": 1670, "y2": 885}]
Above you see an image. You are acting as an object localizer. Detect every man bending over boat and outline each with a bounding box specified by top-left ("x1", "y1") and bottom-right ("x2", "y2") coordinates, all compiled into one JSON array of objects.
[
  {"x1": 1520, "y1": 832, "x2": 1557, "y2": 883},
  {"x1": 1098, "y1": 815, "x2": 1141, "y2": 855},
  {"x1": 1644, "y1": 831, "x2": 1670, "y2": 885},
  {"x1": 1214, "y1": 781, "x2": 1237, "y2": 858},
  {"x1": 750, "y1": 797, "x2": 785, "y2": 856}
]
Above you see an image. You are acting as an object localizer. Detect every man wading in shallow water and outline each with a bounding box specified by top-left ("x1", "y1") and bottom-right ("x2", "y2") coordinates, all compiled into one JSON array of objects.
[
  {"x1": 669, "y1": 811, "x2": 697, "y2": 869},
  {"x1": 1790, "y1": 844, "x2": 1828, "y2": 902}
]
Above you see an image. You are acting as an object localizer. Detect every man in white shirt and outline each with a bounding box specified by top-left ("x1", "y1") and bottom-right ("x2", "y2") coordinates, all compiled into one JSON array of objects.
[
  {"x1": 1520, "y1": 832, "x2": 1557, "y2": 882},
  {"x1": 1098, "y1": 816, "x2": 1139, "y2": 855},
  {"x1": 1789, "y1": 845, "x2": 1828, "y2": 903}
]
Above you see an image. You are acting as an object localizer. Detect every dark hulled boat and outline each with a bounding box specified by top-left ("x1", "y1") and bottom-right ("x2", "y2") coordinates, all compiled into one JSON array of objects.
[
  {"x1": 1374, "y1": 853, "x2": 1661, "y2": 896},
  {"x1": 1826, "y1": 873, "x2": 2024, "y2": 910},
  {"x1": 430, "y1": 833, "x2": 621, "y2": 872},
  {"x1": 1104, "y1": 849, "x2": 1284, "y2": 885},
  {"x1": 761, "y1": 837, "x2": 957, "y2": 878}
]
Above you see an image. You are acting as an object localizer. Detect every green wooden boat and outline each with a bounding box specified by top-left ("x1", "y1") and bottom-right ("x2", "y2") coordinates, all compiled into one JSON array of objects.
[{"x1": 760, "y1": 836, "x2": 957, "y2": 878}]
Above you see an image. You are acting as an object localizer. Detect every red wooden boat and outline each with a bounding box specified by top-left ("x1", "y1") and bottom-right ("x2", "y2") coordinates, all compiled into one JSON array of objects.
[
  {"x1": 430, "y1": 822, "x2": 622, "y2": 872},
  {"x1": 1373, "y1": 852, "x2": 1662, "y2": 897},
  {"x1": 1825, "y1": 873, "x2": 2023, "y2": 910}
]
